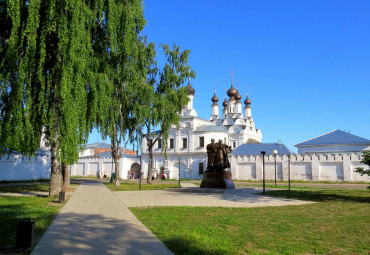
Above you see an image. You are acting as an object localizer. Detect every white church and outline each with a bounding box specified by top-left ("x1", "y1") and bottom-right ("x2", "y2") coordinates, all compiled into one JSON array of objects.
[{"x1": 140, "y1": 78, "x2": 263, "y2": 180}]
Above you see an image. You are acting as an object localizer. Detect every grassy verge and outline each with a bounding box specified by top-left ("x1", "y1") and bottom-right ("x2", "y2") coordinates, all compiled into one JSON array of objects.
[
  {"x1": 0, "y1": 196, "x2": 66, "y2": 254},
  {"x1": 0, "y1": 184, "x2": 78, "y2": 193},
  {"x1": 0, "y1": 179, "x2": 49, "y2": 184},
  {"x1": 105, "y1": 182, "x2": 181, "y2": 191},
  {"x1": 131, "y1": 188, "x2": 370, "y2": 254}
]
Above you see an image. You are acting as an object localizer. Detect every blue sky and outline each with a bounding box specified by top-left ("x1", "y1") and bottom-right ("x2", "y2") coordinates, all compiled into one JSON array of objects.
[{"x1": 89, "y1": 0, "x2": 370, "y2": 152}]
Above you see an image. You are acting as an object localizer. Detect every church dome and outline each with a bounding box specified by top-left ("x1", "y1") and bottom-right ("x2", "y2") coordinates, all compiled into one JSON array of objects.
[
  {"x1": 227, "y1": 84, "x2": 237, "y2": 97},
  {"x1": 234, "y1": 89, "x2": 242, "y2": 101},
  {"x1": 222, "y1": 97, "x2": 228, "y2": 107},
  {"x1": 244, "y1": 94, "x2": 251, "y2": 108},
  {"x1": 211, "y1": 91, "x2": 219, "y2": 104},
  {"x1": 187, "y1": 80, "x2": 195, "y2": 95}
]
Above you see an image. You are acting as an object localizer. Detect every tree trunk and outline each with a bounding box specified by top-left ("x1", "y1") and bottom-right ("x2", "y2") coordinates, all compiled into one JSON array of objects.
[
  {"x1": 111, "y1": 147, "x2": 120, "y2": 187},
  {"x1": 50, "y1": 143, "x2": 62, "y2": 196},
  {"x1": 147, "y1": 145, "x2": 153, "y2": 184},
  {"x1": 62, "y1": 163, "x2": 70, "y2": 190}
]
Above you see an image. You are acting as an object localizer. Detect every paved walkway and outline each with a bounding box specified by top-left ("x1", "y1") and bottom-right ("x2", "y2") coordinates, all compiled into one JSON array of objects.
[
  {"x1": 32, "y1": 180, "x2": 173, "y2": 255},
  {"x1": 114, "y1": 187, "x2": 312, "y2": 208}
]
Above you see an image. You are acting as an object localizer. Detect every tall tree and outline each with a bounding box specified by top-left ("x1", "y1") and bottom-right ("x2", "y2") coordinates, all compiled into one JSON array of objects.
[
  {"x1": 141, "y1": 43, "x2": 195, "y2": 184},
  {"x1": 0, "y1": 0, "x2": 95, "y2": 195},
  {"x1": 91, "y1": 0, "x2": 146, "y2": 187}
]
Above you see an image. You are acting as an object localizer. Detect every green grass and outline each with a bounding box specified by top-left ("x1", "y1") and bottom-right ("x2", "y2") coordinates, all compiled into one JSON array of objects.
[
  {"x1": 104, "y1": 182, "x2": 181, "y2": 191},
  {"x1": 131, "y1": 188, "x2": 370, "y2": 254},
  {"x1": 0, "y1": 196, "x2": 65, "y2": 253},
  {"x1": 0, "y1": 185, "x2": 51, "y2": 193},
  {"x1": 70, "y1": 176, "x2": 97, "y2": 179},
  {"x1": 0, "y1": 179, "x2": 49, "y2": 184},
  {"x1": 0, "y1": 184, "x2": 78, "y2": 194}
]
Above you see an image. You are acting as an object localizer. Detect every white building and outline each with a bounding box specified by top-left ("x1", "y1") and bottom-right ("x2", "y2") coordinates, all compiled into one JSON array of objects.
[{"x1": 140, "y1": 79, "x2": 263, "y2": 179}]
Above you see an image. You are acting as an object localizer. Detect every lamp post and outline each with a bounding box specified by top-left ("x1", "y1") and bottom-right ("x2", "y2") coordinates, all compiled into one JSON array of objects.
[
  {"x1": 273, "y1": 150, "x2": 278, "y2": 186},
  {"x1": 288, "y1": 155, "x2": 291, "y2": 191},
  {"x1": 261, "y1": 151, "x2": 266, "y2": 195},
  {"x1": 139, "y1": 171, "x2": 141, "y2": 191},
  {"x1": 178, "y1": 158, "x2": 181, "y2": 188}
]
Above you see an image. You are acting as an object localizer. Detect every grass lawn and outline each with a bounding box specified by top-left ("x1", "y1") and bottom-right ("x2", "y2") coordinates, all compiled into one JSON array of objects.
[
  {"x1": 0, "y1": 196, "x2": 66, "y2": 253},
  {"x1": 0, "y1": 184, "x2": 78, "y2": 193},
  {"x1": 0, "y1": 183, "x2": 77, "y2": 253},
  {"x1": 131, "y1": 188, "x2": 370, "y2": 254},
  {"x1": 105, "y1": 181, "x2": 181, "y2": 191}
]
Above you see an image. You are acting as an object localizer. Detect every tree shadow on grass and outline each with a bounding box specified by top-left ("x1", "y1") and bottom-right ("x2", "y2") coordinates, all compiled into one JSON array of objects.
[
  {"x1": 265, "y1": 189, "x2": 370, "y2": 203},
  {"x1": 164, "y1": 237, "x2": 231, "y2": 255}
]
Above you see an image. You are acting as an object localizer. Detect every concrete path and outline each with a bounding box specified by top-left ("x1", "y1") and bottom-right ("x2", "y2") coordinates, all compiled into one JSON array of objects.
[
  {"x1": 114, "y1": 187, "x2": 313, "y2": 208},
  {"x1": 32, "y1": 180, "x2": 173, "y2": 255}
]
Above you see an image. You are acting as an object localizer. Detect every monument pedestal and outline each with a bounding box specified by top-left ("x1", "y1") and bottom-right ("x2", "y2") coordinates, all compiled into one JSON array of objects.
[{"x1": 200, "y1": 170, "x2": 235, "y2": 189}]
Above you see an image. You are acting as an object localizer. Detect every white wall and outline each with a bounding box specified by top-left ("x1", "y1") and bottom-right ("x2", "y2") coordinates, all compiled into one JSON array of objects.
[
  {"x1": 71, "y1": 156, "x2": 141, "y2": 179},
  {"x1": 0, "y1": 154, "x2": 50, "y2": 181},
  {"x1": 230, "y1": 153, "x2": 369, "y2": 182}
]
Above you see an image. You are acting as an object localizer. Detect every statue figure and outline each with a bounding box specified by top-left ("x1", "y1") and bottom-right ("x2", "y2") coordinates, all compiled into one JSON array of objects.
[
  {"x1": 206, "y1": 139, "x2": 217, "y2": 171},
  {"x1": 206, "y1": 139, "x2": 232, "y2": 172},
  {"x1": 202, "y1": 139, "x2": 235, "y2": 189}
]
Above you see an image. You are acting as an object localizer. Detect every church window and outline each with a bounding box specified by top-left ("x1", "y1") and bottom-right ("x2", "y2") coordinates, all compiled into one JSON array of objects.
[
  {"x1": 157, "y1": 139, "x2": 162, "y2": 148},
  {"x1": 199, "y1": 163, "x2": 204, "y2": 174},
  {"x1": 233, "y1": 142, "x2": 236, "y2": 148},
  {"x1": 199, "y1": 137, "x2": 204, "y2": 147},
  {"x1": 182, "y1": 138, "x2": 187, "y2": 149},
  {"x1": 169, "y1": 138, "x2": 174, "y2": 149}
]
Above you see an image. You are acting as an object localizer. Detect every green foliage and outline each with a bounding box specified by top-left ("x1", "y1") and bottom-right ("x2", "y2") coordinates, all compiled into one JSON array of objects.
[
  {"x1": 138, "y1": 42, "x2": 195, "y2": 182},
  {"x1": 355, "y1": 150, "x2": 370, "y2": 190},
  {"x1": 0, "y1": 0, "x2": 96, "y2": 164},
  {"x1": 355, "y1": 150, "x2": 370, "y2": 176},
  {"x1": 88, "y1": 0, "x2": 146, "y2": 186}
]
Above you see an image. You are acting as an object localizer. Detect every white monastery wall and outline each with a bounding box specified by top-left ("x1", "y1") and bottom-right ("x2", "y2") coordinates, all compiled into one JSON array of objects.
[
  {"x1": 71, "y1": 156, "x2": 141, "y2": 179},
  {"x1": 0, "y1": 154, "x2": 50, "y2": 181},
  {"x1": 0, "y1": 151, "x2": 368, "y2": 183},
  {"x1": 230, "y1": 153, "x2": 369, "y2": 182}
]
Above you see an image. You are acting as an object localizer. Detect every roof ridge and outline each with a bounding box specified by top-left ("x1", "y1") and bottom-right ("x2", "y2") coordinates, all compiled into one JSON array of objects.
[{"x1": 294, "y1": 129, "x2": 339, "y2": 146}]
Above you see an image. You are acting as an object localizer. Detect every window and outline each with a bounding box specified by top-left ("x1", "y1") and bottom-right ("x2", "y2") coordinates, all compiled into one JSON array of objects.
[
  {"x1": 157, "y1": 139, "x2": 162, "y2": 149},
  {"x1": 199, "y1": 137, "x2": 204, "y2": 147},
  {"x1": 182, "y1": 138, "x2": 187, "y2": 149},
  {"x1": 199, "y1": 163, "x2": 204, "y2": 174},
  {"x1": 169, "y1": 138, "x2": 174, "y2": 149},
  {"x1": 233, "y1": 142, "x2": 236, "y2": 148}
]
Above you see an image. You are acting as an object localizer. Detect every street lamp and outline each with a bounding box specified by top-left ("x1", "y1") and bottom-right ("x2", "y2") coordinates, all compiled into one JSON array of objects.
[
  {"x1": 288, "y1": 155, "x2": 291, "y2": 191},
  {"x1": 261, "y1": 151, "x2": 266, "y2": 195},
  {"x1": 178, "y1": 158, "x2": 181, "y2": 188},
  {"x1": 273, "y1": 150, "x2": 278, "y2": 186}
]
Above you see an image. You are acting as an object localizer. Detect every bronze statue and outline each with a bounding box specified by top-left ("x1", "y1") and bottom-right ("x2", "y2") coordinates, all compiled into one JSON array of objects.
[
  {"x1": 206, "y1": 139, "x2": 217, "y2": 171},
  {"x1": 206, "y1": 139, "x2": 232, "y2": 172}
]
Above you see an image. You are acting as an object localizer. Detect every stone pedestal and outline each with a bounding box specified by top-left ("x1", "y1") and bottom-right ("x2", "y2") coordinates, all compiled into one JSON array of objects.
[{"x1": 200, "y1": 170, "x2": 235, "y2": 189}]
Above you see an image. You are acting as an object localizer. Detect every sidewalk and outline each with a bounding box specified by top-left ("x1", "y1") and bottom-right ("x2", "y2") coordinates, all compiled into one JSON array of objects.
[{"x1": 32, "y1": 180, "x2": 173, "y2": 255}]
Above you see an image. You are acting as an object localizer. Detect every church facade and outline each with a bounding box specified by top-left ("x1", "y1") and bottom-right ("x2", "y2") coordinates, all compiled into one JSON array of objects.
[{"x1": 140, "y1": 79, "x2": 262, "y2": 179}]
